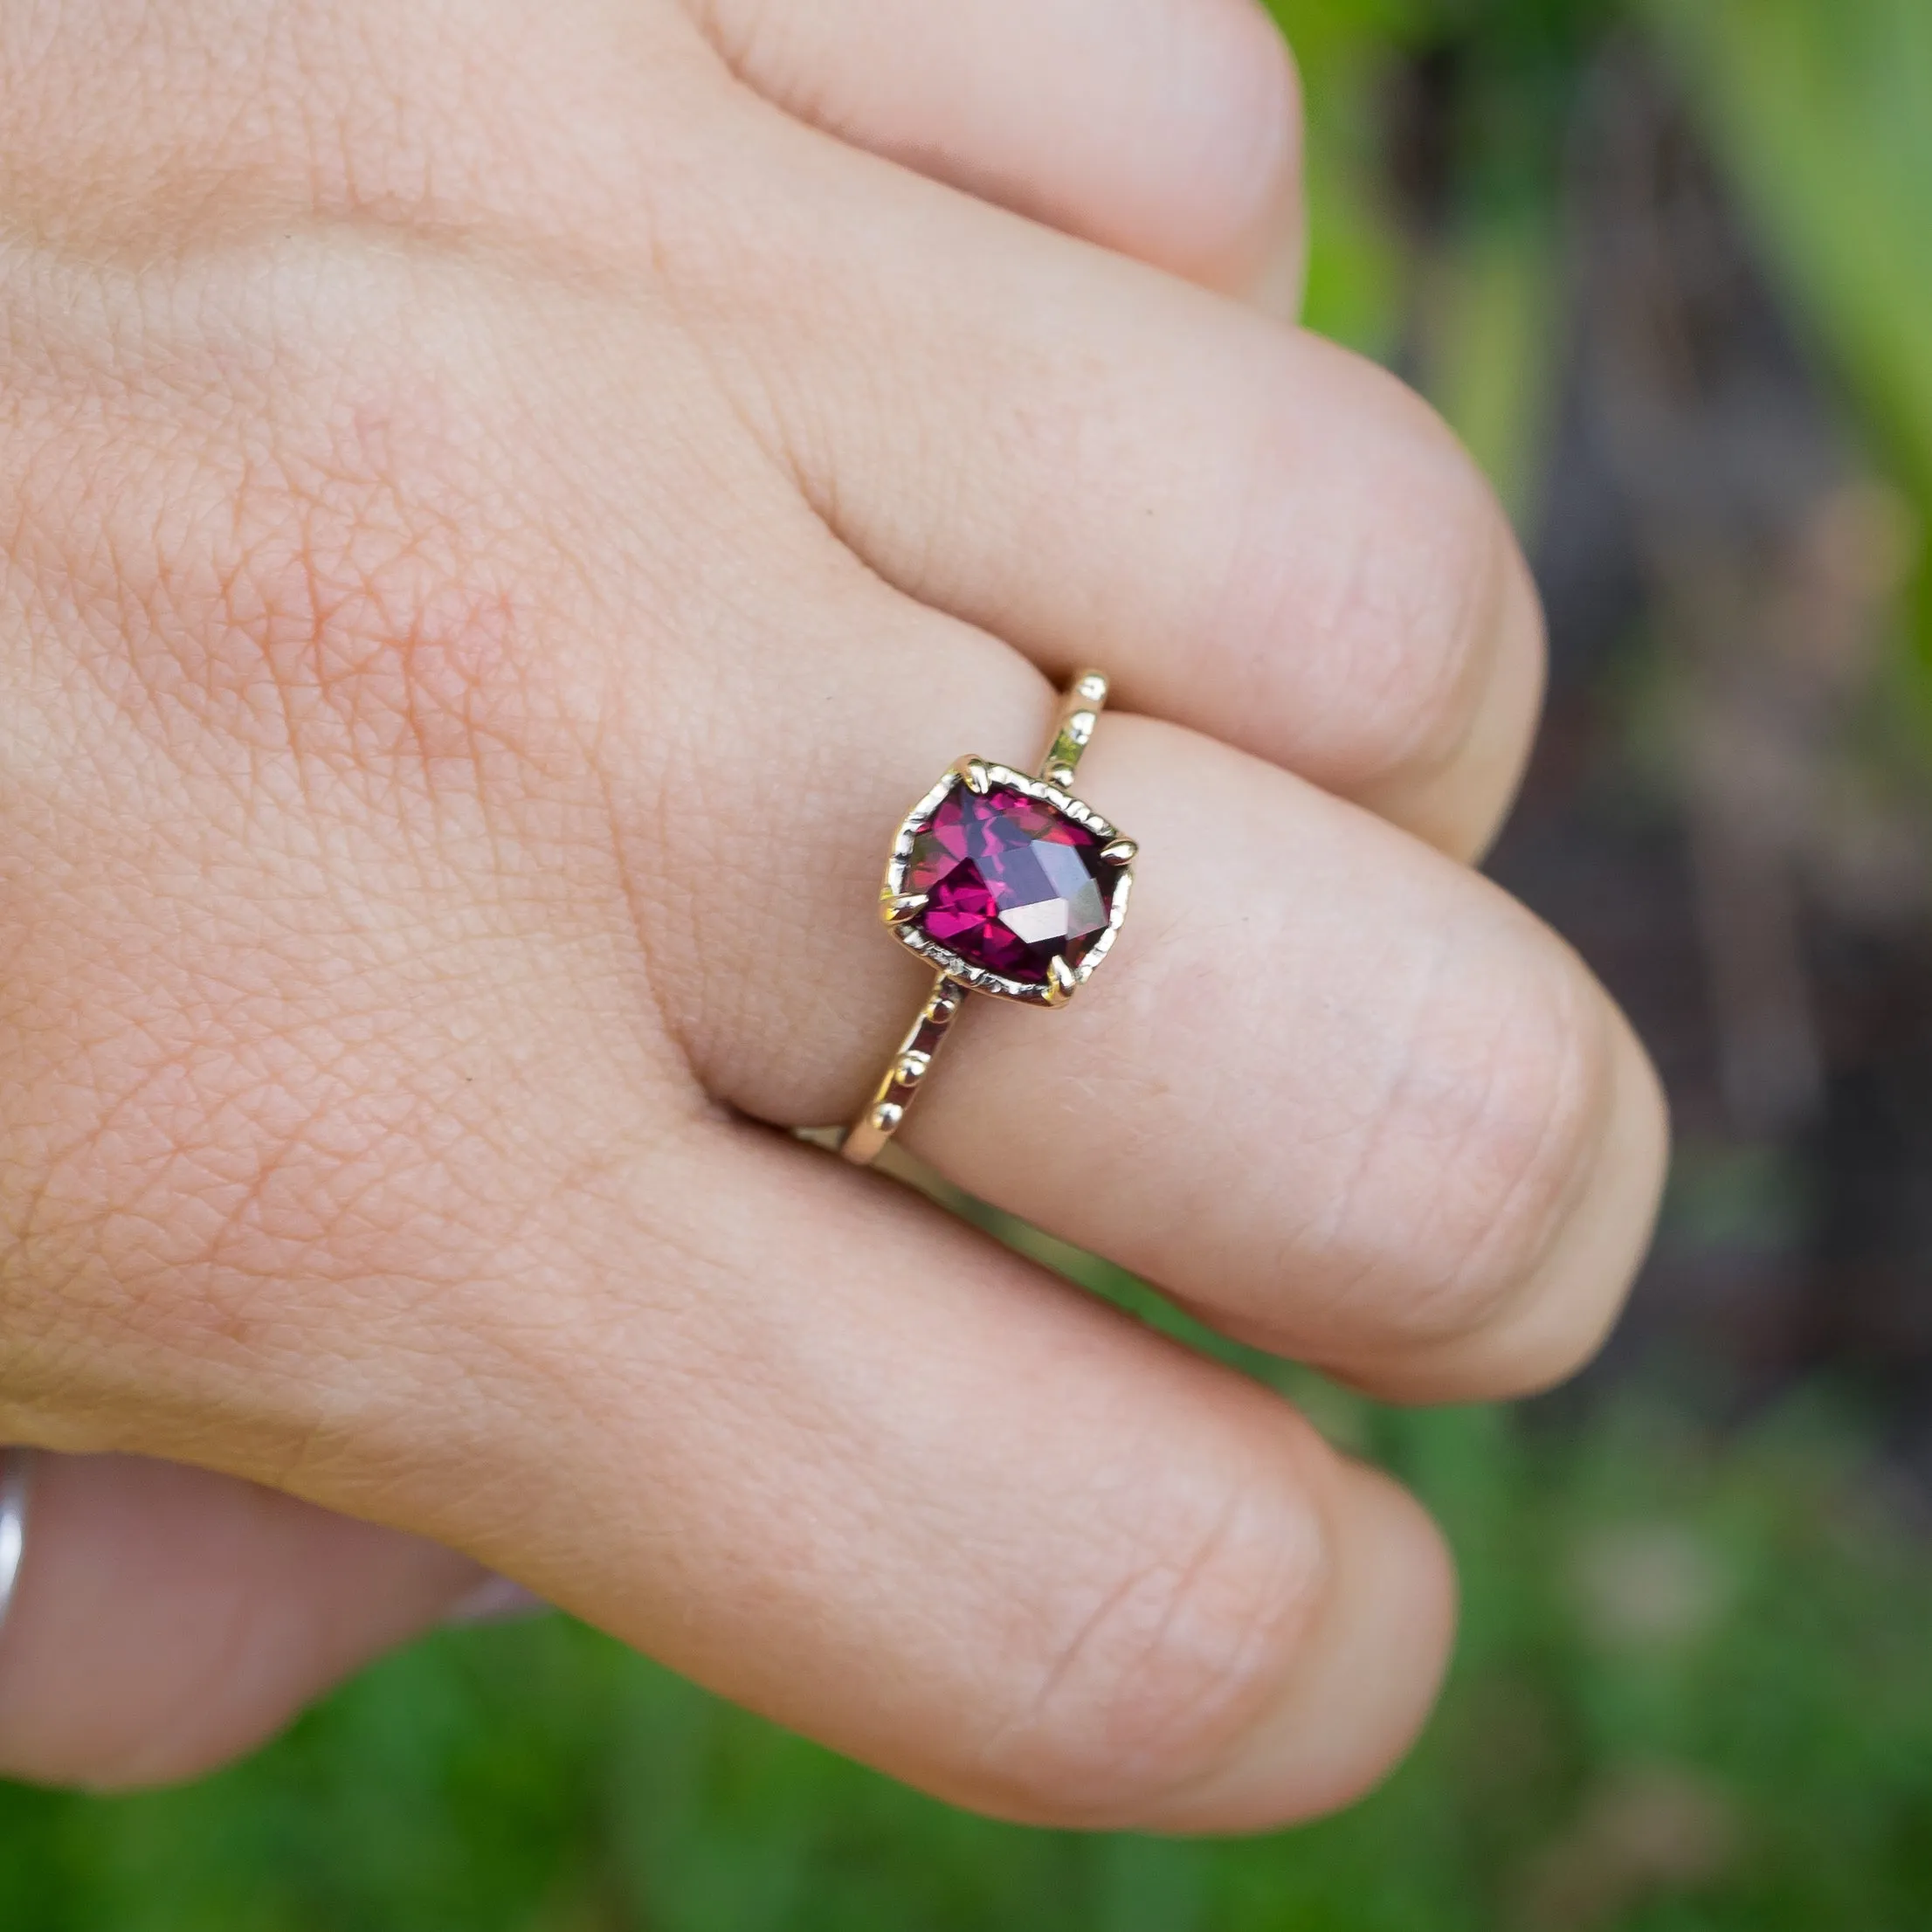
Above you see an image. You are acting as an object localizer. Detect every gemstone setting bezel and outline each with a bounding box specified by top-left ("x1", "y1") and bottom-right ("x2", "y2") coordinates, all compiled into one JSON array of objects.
[{"x1": 878, "y1": 760, "x2": 1134, "y2": 1004}]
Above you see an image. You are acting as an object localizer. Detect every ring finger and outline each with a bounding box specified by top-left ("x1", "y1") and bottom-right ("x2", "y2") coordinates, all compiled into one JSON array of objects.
[{"x1": 637, "y1": 558, "x2": 1665, "y2": 1404}]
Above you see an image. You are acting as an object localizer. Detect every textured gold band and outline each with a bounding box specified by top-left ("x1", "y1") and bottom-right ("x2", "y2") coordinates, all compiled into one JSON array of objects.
[{"x1": 840, "y1": 670, "x2": 1111, "y2": 1168}]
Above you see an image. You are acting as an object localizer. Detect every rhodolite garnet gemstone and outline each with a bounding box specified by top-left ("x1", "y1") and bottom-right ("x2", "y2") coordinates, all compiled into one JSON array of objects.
[{"x1": 906, "y1": 782, "x2": 1115, "y2": 983}]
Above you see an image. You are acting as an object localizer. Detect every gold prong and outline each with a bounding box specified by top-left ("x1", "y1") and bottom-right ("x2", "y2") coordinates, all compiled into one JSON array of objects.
[
  {"x1": 1044, "y1": 955, "x2": 1078, "y2": 1005},
  {"x1": 882, "y1": 892, "x2": 929, "y2": 926},
  {"x1": 871, "y1": 1100, "x2": 905, "y2": 1134},
  {"x1": 895, "y1": 1050, "x2": 932, "y2": 1085},
  {"x1": 1045, "y1": 762, "x2": 1078, "y2": 790},
  {"x1": 953, "y1": 756, "x2": 991, "y2": 795},
  {"x1": 1100, "y1": 838, "x2": 1137, "y2": 866}
]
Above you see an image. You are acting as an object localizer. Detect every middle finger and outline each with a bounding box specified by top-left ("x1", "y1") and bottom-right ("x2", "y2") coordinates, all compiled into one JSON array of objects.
[{"x1": 675, "y1": 99, "x2": 1543, "y2": 863}]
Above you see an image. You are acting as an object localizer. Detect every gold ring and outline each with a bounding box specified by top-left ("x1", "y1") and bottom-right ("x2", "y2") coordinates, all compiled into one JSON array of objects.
[{"x1": 841, "y1": 669, "x2": 1136, "y2": 1166}]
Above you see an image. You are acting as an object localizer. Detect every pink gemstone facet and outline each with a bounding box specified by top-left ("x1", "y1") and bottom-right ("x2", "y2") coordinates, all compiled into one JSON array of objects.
[{"x1": 907, "y1": 783, "x2": 1114, "y2": 983}]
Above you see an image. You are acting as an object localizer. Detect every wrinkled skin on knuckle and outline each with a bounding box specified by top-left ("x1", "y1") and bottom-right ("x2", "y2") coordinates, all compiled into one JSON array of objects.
[
  {"x1": 974, "y1": 1466, "x2": 1327, "y2": 1825},
  {"x1": 1321, "y1": 926, "x2": 1611, "y2": 1353},
  {"x1": 1221, "y1": 360, "x2": 1512, "y2": 799}
]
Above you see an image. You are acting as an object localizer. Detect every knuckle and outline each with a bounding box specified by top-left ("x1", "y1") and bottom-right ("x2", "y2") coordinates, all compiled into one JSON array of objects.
[
  {"x1": 1459, "y1": 1023, "x2": 1664, "y2": 1396},
  {"x1": 1246, "y1": 373, "x2": 1517, "y2": 795},
  {"x1": 1372, "y1": 938, "x2": 1612, "y2": 1348},
  {"x1": 980, "y1": 1469, "x2": 1327, "y2": 1822}
]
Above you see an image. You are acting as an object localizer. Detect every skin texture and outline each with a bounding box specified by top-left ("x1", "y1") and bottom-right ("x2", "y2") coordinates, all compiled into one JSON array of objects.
[{"x1": 0, "y1": 0, "x2": 1666, "y2": 1828}]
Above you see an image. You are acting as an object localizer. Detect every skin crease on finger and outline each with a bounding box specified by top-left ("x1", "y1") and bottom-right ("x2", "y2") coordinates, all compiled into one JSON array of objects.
[
  {"x1": 0, "y1": 0, "x2": 1661, "y2": 1818},
  {"x1": 625, "y1": 562, "x2": 1661, "y2": 1404}
]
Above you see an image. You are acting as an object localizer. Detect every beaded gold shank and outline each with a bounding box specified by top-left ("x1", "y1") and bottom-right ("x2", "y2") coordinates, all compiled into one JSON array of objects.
[{"x1": 841, "y1": 669, "x2": 1134, "y2": 1167}]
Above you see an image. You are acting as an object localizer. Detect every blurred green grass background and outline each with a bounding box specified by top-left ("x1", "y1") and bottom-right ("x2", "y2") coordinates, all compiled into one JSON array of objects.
[{"x1": 8, "y1": 0, "x2": 1932, "y2": 1924}]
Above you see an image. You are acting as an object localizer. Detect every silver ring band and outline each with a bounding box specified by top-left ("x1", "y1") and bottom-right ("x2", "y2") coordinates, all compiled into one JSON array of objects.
[{"x1": 0, "y1": 1448, "x2": 34, "y2": 1640}]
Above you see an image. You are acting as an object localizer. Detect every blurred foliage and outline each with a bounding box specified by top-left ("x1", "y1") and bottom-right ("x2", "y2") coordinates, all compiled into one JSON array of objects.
[
  {"x1": 9, "y1": 0, "x2": 1932, "y2": 1926},
  {"x1": 1648, "y1": 1, "x2": 1932, "y2": 507},
  {"x1": 1646, "y1": 0, "x2": 1932, "y2": 664},
  {"x1": 1274, "y1": 0, "x2": 1931, "y2": 644},
  {"x1": 1272, "y1": 0, "x2": 1618, "y2": 504}
]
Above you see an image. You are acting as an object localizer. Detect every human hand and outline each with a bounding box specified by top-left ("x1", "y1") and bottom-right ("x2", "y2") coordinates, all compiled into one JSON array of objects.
[{"x1": 0, "y1": 0, "x2": 1665, "y2": 1828}]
